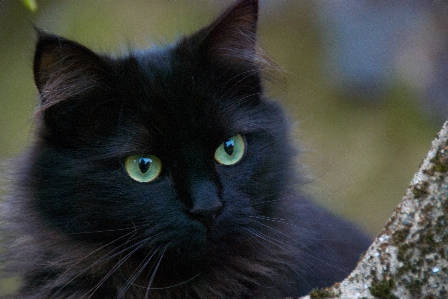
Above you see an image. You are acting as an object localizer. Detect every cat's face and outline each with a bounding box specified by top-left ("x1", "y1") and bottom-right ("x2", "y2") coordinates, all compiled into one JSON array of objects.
[{"x1": 28, "y1": 0, "x2": 294, "y2": 286}]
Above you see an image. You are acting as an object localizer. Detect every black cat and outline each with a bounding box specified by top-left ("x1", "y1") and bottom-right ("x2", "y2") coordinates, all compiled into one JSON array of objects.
[{"x1": 2, "y1": 0, "x2": 371, "y2": 298}]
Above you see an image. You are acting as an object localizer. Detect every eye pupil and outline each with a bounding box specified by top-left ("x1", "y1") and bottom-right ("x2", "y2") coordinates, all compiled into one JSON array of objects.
[
  {"x1": 124, "y1": 154, "x2": 162, "y2": 183},
  {"x1": 224, "y1": 139, "x2": 234, "y2": 156},
  {"x1": 138, "y1": 157, "x2": 151, "y2": 173},
  {"x1": 214, "y1": 134, "x2": 245, "y2": 166}
]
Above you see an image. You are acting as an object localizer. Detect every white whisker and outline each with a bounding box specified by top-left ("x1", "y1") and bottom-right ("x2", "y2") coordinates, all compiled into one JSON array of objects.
[
  {"x1": 84, "y1": 237, "x2": 151, "y2": 298},
  {"x1": 243, "y1": 228, "x2": 313, "y2": 290},
  {"x1": 47, "y1": 229, "x2": 144, "y2": 299},
  {"x1": 147, "y1": 273, "x2": 201, "y2": 291},
  {"x1": 118, "y1": 246, "x2": 160, "y2": 298},
  {"x1": 144, "y1": 245, "x2": 166, "y2": 298},
  {"x1": 249, "y1": 219, "x2": 348, "y2": 275}
]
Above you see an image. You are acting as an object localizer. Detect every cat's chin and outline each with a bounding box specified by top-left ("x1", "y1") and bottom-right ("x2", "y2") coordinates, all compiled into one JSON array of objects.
[
  {"x1": 126, "y1": 221, "x2": 213, "y2": 288},
  {"x1": 153, "y1": 252, "x2": 206, "y2": 288},
  {"x1": 127, "y1": 245, "x2": 207, "y2": 290},
  {"x1": 149, "y1": 225, "x2": 232, "y2": 288}
]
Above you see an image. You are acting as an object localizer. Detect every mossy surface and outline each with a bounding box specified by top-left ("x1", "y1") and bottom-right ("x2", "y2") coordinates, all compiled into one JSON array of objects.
[
  {"x1": 369, "y1": 277, "x2": 398, "y2": 299},
  {"x1": 309, "y1": 288, "x2": 336, "y2": 298},
  {"x1": 428, "y1": 141, "x2": 448, "y2": 174}
]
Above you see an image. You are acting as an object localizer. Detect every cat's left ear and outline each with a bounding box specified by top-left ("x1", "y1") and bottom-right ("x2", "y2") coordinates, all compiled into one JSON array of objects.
[{"x1": 192, "y1": 0, "x2": 260, "y2": 68}]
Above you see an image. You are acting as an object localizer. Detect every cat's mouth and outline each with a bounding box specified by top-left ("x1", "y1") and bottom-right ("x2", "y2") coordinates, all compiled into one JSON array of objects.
[
  {"x1": 117, "y1": 218, "x2": 218, "y2": 289},
  {"x1": 118, "y1": 242, "x2": 207, "y2": 290}
]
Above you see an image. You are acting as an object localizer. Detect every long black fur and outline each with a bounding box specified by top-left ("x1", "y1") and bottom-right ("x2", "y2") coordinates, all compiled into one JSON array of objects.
[{"x1": 2, "y1": 0, "x2": 371, "y2": 298}]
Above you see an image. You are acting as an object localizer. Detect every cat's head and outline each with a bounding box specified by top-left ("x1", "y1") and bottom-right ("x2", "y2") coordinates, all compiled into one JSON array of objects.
[{"x1": 27, "y1": 0, "x2": 296, "y2": 286}]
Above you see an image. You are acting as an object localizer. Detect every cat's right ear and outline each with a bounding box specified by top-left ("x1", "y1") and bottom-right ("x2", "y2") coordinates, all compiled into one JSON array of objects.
[
  {"x1": 33, "y1": 29, "x2": 109, "y2": 111},
  {"x1": 33, "y1": 29, "x2": 118, "y2": 145}
]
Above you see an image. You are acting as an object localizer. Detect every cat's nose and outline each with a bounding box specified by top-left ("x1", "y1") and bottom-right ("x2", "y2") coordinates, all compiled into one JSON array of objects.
[
  {"x1": 189, "y1": 202, "x2": 222, "y2": 228},
  {"x1": 188, "y1": 180, "x2": 223, "y2": 229}
]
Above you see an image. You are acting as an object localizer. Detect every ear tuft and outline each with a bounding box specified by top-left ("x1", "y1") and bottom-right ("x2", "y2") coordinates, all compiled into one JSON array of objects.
[
  {"x1": 198, "y1": 0, "x2": 259, "y2": 67},
  {"x1": 33, "y1": 28, "x2": 109, "y2": 112}
]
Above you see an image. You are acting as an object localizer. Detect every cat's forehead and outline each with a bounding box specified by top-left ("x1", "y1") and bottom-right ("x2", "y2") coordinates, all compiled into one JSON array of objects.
[
  {"x1": 121, "y1": 50, "x2": 236, "y2": 127},
  {"x1": 114, "y1": 49, "x2": 230, "y2": 147}
]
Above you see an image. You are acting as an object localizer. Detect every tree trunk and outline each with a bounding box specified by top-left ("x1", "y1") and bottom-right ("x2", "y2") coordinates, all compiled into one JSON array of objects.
[{"x1": 300, "y1": 121, "x2": 448, "y2": 299}]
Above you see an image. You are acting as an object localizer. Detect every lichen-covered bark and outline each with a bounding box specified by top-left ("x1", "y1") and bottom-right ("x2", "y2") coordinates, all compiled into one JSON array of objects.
[{"x1": 300, "y1": 121, "x2": 448, "y2": 299}]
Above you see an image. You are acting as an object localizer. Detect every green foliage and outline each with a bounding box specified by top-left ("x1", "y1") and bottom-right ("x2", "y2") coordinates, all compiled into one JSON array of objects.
[{"x1": 21, "y1": 0, "x2": 37, "y2": 12}]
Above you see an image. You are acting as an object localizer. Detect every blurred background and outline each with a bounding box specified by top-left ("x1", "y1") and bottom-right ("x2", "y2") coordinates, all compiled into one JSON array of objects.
[{"x1": 0, "y1": 0, "x2": 447, "y2": 295}]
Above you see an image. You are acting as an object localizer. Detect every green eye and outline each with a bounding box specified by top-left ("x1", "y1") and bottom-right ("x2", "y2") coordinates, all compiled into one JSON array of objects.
[
  {"x1": 214, "y1": 134, "x2": 245, "y2": 165},
  {"x1": 124, "y1": 154, "x2": 162, "y2": 183}
]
